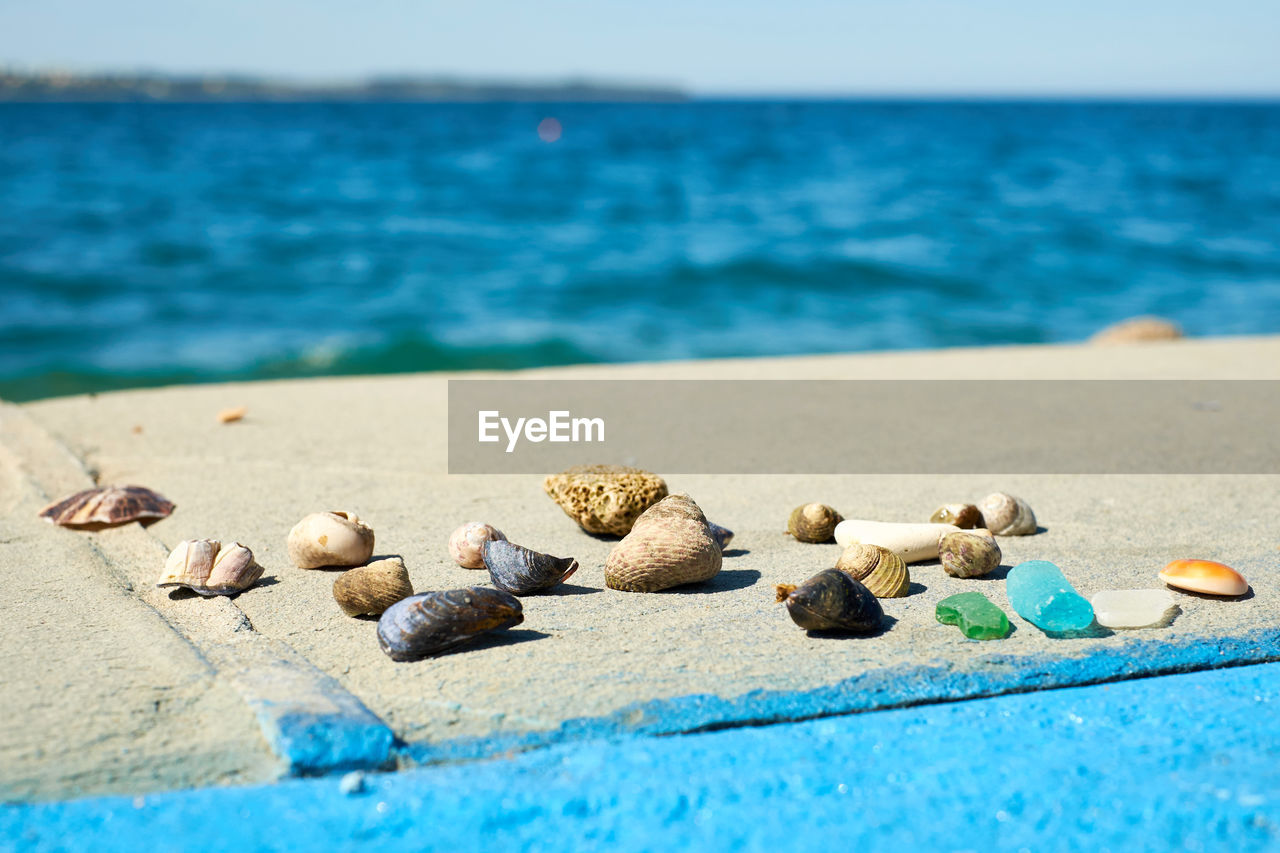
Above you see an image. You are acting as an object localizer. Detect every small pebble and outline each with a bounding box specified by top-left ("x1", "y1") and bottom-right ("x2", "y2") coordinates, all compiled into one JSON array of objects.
[
  {"x1": 217, "y1": 405, "x2": 247, "y2": 424},
  {"x1": 339, "y1": 771, "x2": 367, "y2": 796},
  {"x1": 1090, "y1": 589, "x2": 1177, "y2": 629}
]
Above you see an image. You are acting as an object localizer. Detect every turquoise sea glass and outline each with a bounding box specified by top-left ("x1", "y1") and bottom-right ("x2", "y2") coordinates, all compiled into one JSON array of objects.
[{"x1": 1005, "y1": 560, "x2": 1094, "y2": 632}]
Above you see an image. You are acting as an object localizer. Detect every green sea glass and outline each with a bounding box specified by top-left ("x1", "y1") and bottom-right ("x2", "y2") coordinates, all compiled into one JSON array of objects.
[{"x1": 936, "y1": 591, "x2": 1011, "y2": 640}]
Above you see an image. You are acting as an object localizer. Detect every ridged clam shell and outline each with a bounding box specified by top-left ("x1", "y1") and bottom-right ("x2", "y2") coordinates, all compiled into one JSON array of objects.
[
  {"x1": 287, "y1": 511, "x2": 375, "y2": 569},
  {"x1": 605, "y1": 493, "x2": 722, "y2": 592},
  {"x1": 978, "y1": 493, "x2": 1037, "y2": 536},
  {"x1": 939, "y1": 530, "x2": 1002, "y2": 578},
  {"x1": 776, "y1": 569, "x2": 883, "y2": 633},
  {"x1": 157, "y1": 539, "x2": 263, "y2": 597},
  {"x1": 482, "y1": 539, "x2": 578, "y2": 596},
  {"x1": 929, "y1": 503, "x2": 983, "y2": 529},
  {"x1": 40, "y1": 485, "x2": 174, "y2": 530},
  {"x1": 543, "y1": 465, "x2": 668, "y2": 536},
  {"x1": 333, "y1": 557, "x2": 414, "y2": 617},
  {"x1": 377, "y1": 587, "x2": 524, "y2": 662},
  {"x1": 835, "y1": 544, "x2": 909, "y2": 598},
  {"x1": 787, "y1": 503, "x2": 842, "y2": 543},
  {"x1": 707, "y1": 522, "x2": 734, "y2": 551},
  {"x1": 449, "y1": 522, "x2": 506, "y2": 569}
]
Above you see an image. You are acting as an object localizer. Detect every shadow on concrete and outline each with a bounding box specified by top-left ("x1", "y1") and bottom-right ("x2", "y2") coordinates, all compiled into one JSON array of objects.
[
  {"x1": 664, "y1": 569, "x2": 762, "y2": 594},
  {"x1": 807, "y1": 613, "x2": 899, "y2": 639}
]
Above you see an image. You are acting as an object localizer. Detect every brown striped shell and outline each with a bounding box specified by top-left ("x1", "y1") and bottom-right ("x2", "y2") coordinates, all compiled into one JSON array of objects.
[
  {"x1": 333, "y1": 557, "x2": 414, "y2": 617},
  {"x1": 835, "y1": 543, "x2": 910, "y2": 598},
  {"x1": 543, "y1": 465, "x2": 668, "y2": 536},
  {"x1": 604, "y1": 493, "x2": 722, "y2": 592},
  {"x1": 39, "y1": 485, "x2": 175, "y2": 530},
  {"x1": 787, "y1": 503, "x2": 843, "y2": 543},
  {"x1": 156, "y1": 539, "x2": 263, "y2": 597},
  {"x1": 929, "y1": 503, "x2": 984, "y2": 529},
  {"x1": 376, "y1": 587, "x2": 523, "y2": 661}
]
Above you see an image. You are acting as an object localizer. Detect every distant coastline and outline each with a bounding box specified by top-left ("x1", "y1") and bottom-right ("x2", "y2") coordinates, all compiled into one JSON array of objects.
[{"x1": 0, "y1": 70, "x2": 688, "y2": 103}]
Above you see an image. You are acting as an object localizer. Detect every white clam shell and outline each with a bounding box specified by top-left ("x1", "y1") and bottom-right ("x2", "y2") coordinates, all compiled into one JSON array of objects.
[{"x1": 157, "y1": 538, "x2": 263, "y2": 596}]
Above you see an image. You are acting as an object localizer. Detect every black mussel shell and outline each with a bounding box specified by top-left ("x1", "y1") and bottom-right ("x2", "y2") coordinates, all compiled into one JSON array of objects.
[
  {"x1": 707, "y1": 522, "x2": 734, "y2": 551},
  {"x1": 377, "y1": 587, "x2": 523, "y2": 662},
  {"x1": 482, "y1": 539, "x2": 578, "y2": 596},
  {"x1": 779, "y1": 569, "x2": 883, "y2": 634}
]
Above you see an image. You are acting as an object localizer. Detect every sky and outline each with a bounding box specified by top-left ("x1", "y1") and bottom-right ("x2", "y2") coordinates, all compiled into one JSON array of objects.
[{"x1": 1, "y1": 0, "x2": 1278, "y2": 96}]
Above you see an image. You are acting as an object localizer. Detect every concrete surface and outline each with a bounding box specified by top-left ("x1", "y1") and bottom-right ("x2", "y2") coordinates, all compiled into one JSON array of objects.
[
  {"x1": 4, "y1": 336, "x2": 1278, "y2": 800},
  {"x1": 5, "y1": 660, "x2": 1279, "y2": 852}
]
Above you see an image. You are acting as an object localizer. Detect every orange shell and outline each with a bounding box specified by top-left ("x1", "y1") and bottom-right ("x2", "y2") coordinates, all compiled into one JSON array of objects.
[{"x1": 1158, "y1": 559, "x2": 1249, "y2": 597}]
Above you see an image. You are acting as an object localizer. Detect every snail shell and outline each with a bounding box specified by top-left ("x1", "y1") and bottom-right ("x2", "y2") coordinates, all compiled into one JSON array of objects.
[
  {"x1": 157, "y1": 539, "x2": 263, "y2": 597},
  {"x1": 482, "y1": 539, "x2": 578, "y2": 596},
  {"x1": 40, "y1": 485, "x2": 175, "y2": 530},
  {"x1": 448, "y1": 522, "x2": 507, "y2": 569},
  {"x1": 605, "y1": 493, "x2": 722, "y2": 592},
  {"x1": 377, "y1": 587, "x2": 524, "y2": 662},
  {"x1": 939, "y1": 530, "x2": 1002, "y2": 578},
  {"x1": 929, "y1": 503, "x2": 983, "y2": 529},
  {"x1": 787, "y1": 503, "x2": 843, "y2": 543},
  {"x1": 287, "y1": 511, "x2": 375, "y2": 569},
  {"x1": 707, "y1": 522, "x2": 734, "y2": 551},
  {"x1": 833, "y1": 520, "x2": 960, "y2": 563},
  {"x1": 776, "y1": 569, "x2": 883, "y2": 634},
  {"x1": 543, "y1": 465, "x2": 668, "y2": 536},
  {"x1": 333, "y1": 556, "x2": 414, "y2": 617},
  {"x1": 978, "y1": 493, "x2": 1037, "y2": 536},
  {"x1": 835, "y1": 544, "x2": 910, "y2": 598}
]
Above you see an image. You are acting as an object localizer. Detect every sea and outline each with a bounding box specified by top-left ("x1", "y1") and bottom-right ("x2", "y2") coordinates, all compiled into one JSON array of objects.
[{"x1": 2, "y1": 100, "x2": 1279, "y2": 400}]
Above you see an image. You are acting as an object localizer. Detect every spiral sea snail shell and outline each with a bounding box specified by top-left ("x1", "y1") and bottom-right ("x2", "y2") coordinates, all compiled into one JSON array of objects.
[
  {"x1": 978, "y1": 493, "x2": 1037, "y2": 536},
  {"x1": 787, "y1": 503, "x2": 843, "y2": 543},
  {"x1": 448, "y1": 522, "x2": 506, "y2": 569},
  {"x1": 333, "y1": 556, "x2": 414, "y2": 617},
  {"x1": 939, "y1": 530, "x2": 1002, "y2": 578},
  {"x1": 776, "y1": 569, "x2": 883, "y2": 634},
  {"x1": 287, "y1": 511, "x2": 375, "y2": 569}
]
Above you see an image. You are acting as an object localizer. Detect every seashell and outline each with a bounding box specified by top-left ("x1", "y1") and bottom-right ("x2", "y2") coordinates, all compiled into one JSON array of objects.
[
  {"x1": 217, "y1": 405, "x2": 247, "y2": 424},
  {"x1": 377, "y1": 587, "x2": 523, "y2": 661},
  {"x1": 707, "y1": 522, "x2": 734, "y2": 551},
  {"x1": 448, "y1": 522, "x2": 507, "y2": 569},
  {"x1": 978, "y1": 493, "x2": 1037, "y2": 536},
  {"x1": 156, "y1": 539, "x2": 263, "y2": 597},
  {"x1": 834, "y1": 520, "x2": 960, "y2": 563},
  {"x1": 543, "y1": 465, "x2": 668, "y2": 537},
  {"x1": 786, "y1": 503, "x2": 843, "y2": 543},
  {"x1": 929, "y1": 503, "x2": 983, "y2": 529},
  {"x1": 482, "y1": 539, "x2": 578, "y2": 596},
  {"x1": 776, "y1": 569, "x2": 883, "y2": 634},
  {"x1": 834, "y1": 544, "x2": 909, "y2": 598},
  {"x1": 605, "y1": 493, "x2": 722, "y2": 592},
  {"x1": 287, "y1": 511, "x2": 375, "y2": 569},
  {"x1": 939, "y1": 530, "x2": 1002, "y2": 578},
  {"x1": 333, "y1": 557, "x2": 414, "y2": 617},
  {"x1": 1159, "y1": 559, "x2": 1249, "y2": 597},
  {"x1": 1089, "y1": 316, "x2": 1182, "y2": 345},
  {"x1": 39, "y1": 485, "x2": 175, "y2": 530}
]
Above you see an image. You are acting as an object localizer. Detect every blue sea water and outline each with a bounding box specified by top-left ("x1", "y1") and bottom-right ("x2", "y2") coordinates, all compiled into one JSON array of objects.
[{"x1": 2, "y1": 101, "x2": 1280, "y2": 400}]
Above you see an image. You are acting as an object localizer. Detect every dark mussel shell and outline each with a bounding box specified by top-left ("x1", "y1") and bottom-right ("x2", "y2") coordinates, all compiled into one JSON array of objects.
[
  {"x1": 377, "y1": 587, "x2": 523, "y2": 662},
  {"x1": 482, "y1": 539, "x2": 579, "y2": 596},
  {"x1": 707, "y1": 522, "x2": 734, "y2": 551},
  {"x1": 776, "y1": 568, "x2": 883, "y2": 634}
]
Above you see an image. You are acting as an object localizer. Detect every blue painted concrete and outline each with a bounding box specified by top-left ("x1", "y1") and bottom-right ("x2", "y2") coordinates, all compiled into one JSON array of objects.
[
  {"x1": 404, "y1": 627, "x2": 1280, "y2": 764},
  {"x1": 7, "y1": 662, "x2": 1280, "y2": 852}
]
